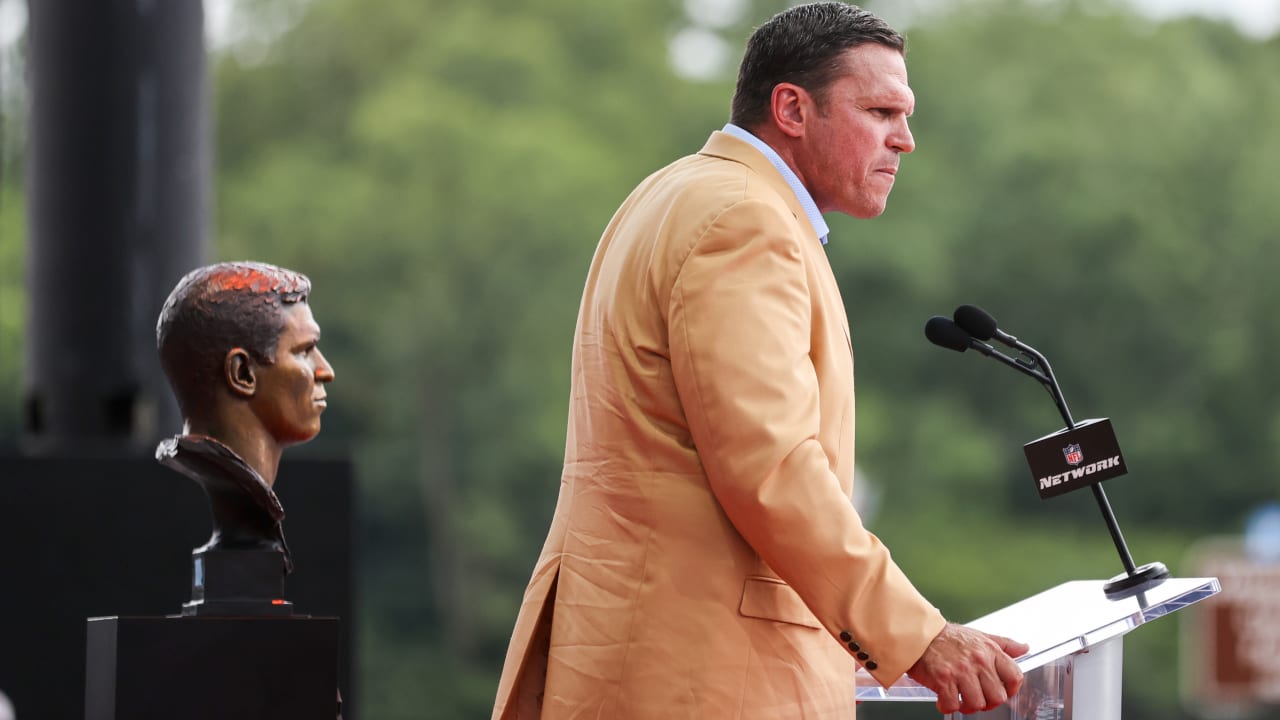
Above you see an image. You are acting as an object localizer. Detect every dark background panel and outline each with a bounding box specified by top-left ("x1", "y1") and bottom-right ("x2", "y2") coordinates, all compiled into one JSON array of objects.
[{"x1": 0, "y1": 454, "x2": 355, "y2": 720}]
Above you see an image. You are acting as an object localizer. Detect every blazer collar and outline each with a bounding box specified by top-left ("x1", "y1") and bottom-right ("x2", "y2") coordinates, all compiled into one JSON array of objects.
[{"x1": 697, "y1": 131, "x2": 823, "y2": 244}]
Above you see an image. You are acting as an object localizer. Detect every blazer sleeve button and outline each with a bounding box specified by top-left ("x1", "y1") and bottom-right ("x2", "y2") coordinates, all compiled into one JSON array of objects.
[
  {"x1": 839, "y1": 631, "x2": 852, "y2": 642},
  {"x1": 847, "y1": 642, "x2": 860, "y2": 652},
  {"x1": 856, "y1": 652, "x2": 869, "y2": 661},
  {"x1": 865, "y1": 661, "x2": 878, "y2": 671}
]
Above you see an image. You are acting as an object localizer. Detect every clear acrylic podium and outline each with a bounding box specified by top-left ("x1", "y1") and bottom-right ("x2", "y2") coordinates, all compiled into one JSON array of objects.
[{"x1": 855, "y1": 576, "x2": 1221, "y2": 719}]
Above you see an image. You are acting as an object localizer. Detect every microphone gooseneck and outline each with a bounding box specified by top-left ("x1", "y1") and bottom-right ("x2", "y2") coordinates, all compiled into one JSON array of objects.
[
  {"x1": 953, "y1": 305, "x2": 1074, "y2": 427},
  {"x1": 923, "y1": 316, "x2": 1052, "y2": 386}
]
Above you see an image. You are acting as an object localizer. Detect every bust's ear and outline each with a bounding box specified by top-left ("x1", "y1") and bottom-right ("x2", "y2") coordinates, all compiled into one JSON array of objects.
[{"x1": 225, "y1": 348, "x2": 257, "y2": 398}]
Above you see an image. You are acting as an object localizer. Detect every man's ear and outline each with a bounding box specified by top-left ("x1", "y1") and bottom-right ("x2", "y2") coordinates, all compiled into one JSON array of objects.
[
  {"x1": 770, "y1": 82, "x2": 811, "y2": 139},
  {"x1": 225, "y1": 348, "x2": 257, "y2": 398}
]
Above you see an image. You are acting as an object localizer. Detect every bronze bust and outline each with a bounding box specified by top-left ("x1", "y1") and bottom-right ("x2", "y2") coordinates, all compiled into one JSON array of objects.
[{"x1": 155, "y1": 261, "x2": 334, "y2": 614}]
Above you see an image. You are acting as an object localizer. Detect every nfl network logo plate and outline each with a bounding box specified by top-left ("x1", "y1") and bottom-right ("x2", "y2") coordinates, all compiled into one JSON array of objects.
[{"x1": 1024, "y1": 418, "x2": 1127, "y2": 499}]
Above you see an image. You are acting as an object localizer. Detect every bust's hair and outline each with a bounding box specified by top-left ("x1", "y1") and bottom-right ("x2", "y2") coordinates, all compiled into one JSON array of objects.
[
  {"x1": 730, "y1": 2, "x2": 904, "y2": 128},
  {"x1": 156, "y1": 261, "x2": 311, "y2": 417}
]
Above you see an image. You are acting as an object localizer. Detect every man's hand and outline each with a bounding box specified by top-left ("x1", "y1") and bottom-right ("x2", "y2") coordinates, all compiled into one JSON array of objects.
[{"x1": 906, "y1": 622, "x2": 1029, "y2": 715}]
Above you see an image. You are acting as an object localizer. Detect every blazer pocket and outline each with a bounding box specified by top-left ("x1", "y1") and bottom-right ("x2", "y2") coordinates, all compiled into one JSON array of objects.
[{"x1": 738, "y1": 576, "x2": 822, "y2": 630}]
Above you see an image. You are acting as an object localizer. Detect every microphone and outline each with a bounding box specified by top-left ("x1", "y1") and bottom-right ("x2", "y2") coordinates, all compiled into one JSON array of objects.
[
  {"x1": 924, "y1": 316, "x2": 1050, "y2": 384},
  {"x1": 954, "y1": 304, "x2": 1041, "y2": 364},
  {"x1": 953, "y1": 304, "x2": 1010, "y2": 344},
  {"x1": 924, "y1": 315, "x2": 973, "y2": 353}
]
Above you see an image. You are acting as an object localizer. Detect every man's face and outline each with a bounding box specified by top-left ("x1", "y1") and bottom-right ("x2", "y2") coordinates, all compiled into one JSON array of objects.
[
  {"x1": 250, "y1": 302, "x2": 335, "y2": 446},
  {"x1": 797, "y1": 43, "x2": 916, "y2": 219}
]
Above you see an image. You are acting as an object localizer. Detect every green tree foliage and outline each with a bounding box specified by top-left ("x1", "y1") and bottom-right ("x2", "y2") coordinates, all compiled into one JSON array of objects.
[
  {"x1": 0, "y1": 26, "x2": 24, "y2": 441},
  {"x1": 0, "y1": 183, "x2": 21, "y2": 441},
  {"x1": 1, "y1": 0, "x2": 1277, "y2": 717}
]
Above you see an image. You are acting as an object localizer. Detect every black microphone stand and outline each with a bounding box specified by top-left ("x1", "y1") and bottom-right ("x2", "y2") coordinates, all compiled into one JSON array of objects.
[{"x1": 1002, "y1": 334, "x2": 1169, "y2": 597}]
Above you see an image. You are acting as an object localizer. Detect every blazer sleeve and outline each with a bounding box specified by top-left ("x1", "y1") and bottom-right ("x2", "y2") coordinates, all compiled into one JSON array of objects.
[{"x1": 668, "y1": 197, "x2": 946, "y2": 686}]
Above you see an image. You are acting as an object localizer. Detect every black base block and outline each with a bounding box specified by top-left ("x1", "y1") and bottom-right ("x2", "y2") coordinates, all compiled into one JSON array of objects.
[
  {"x1": 85, "y1": 615, "x2": 340, "y2": 720},
  {"x1": 185, "y1": 547, "x2": 292, "y2": 616}
]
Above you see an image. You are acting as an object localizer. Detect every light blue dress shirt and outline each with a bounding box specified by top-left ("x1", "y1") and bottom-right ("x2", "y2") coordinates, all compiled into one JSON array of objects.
[{"x1": 721, "y1": 123, "x2": 830, "y2": 245}]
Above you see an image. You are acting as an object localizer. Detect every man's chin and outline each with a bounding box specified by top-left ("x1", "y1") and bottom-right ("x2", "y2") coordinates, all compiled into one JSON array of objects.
[
  {"x1": 848, "y1": 206, "x2": 887, "y2": 220},
  {"x1": 838, "y1": 193, "x2": 890, "y2": 220},
  {"x1": 280, "y1": 427, "x2": 322, "y2": 447}
]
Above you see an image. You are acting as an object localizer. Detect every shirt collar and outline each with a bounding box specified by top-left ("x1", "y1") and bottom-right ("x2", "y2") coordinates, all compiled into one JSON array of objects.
[{"x1": 721, "y1": 123, "x2": 830, "y2": 245}]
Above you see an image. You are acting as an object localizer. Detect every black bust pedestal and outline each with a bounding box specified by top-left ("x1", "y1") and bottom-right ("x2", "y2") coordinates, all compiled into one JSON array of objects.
[
  {"x1": 85, "y1": 614, "x2": 340, "y2": 720},
  {"x1": 184, "y1": 546, "x2": 294, "y2": 616}
]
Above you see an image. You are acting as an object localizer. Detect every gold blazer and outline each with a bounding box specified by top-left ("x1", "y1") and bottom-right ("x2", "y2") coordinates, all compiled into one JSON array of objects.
[{"x1": 493, "y1": 131, "x2": 946, "y2": 719}]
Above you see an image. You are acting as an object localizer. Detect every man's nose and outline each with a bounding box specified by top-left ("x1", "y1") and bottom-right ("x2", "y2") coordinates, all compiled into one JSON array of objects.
[
  {"x1": 315, "y1": 350, "x2": 336, "y2": 383},
  {"x1": 890, "y1": 117, "x2": 915, "y2": 154}
]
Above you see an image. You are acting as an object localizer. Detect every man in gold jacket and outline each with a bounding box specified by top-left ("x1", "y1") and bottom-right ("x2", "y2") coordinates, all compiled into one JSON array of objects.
[{"x1": 494, "y1": 3, "x2": 1027, "y2": 718}]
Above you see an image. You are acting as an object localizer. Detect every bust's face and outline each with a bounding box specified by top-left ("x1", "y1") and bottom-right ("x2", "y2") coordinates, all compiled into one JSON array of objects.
[{"x1": 249, "y1": 302, "x2": 335, "y2": 445}]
